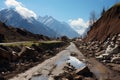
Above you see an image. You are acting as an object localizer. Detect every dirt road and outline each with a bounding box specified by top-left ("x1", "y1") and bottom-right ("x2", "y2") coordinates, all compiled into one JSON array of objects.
[
  {"x1": 86, "y1": 58, "x2": 112, "y2": 80},
  {"x1": 9, "y1": 42, "x2": 116, "y2": 80}
]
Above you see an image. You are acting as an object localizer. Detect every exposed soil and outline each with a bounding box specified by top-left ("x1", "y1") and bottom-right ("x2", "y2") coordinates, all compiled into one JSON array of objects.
[
  {"x1": 84, "y1": 4, "x2": 120, "y2": 42},
  {"x1": 80, "y1": 4, "x2": 120, "y2": 80}
]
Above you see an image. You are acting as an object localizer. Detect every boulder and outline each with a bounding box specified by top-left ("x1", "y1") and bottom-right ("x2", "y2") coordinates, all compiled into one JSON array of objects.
[
  {"x1": 76, "y1": 66, "x2": 93, "y2": 77},
  {"x1": 106, "y1": 44, "x2": 120, "y2": 54},
  {"x1": 0, "y1": 75, "x2": 5, "y2": 80},
  {"x1": 74, "y1": 75, "x2": 83, "y2": 80},
  {"x1": 17, "y1": 47, "x2": 27, "y2": 56},
  {"x1": 96, "y1": 53, "x2": 112, "y2": 61},
  {"x1": 0, "y1": 46, "x2": 19, "y2": 61},
  {"x1": 111, "y1": 56, "x2": 120, "y2": 64},
  {"x1": 0, "y1": 47, "x2": 11, "y2": 61},
  {"x1": 95, "y1": 50, "x2": 105, "y2": 56},
  {"x1": 0, "y1": 34, "x2": 5, "y2": 43}
]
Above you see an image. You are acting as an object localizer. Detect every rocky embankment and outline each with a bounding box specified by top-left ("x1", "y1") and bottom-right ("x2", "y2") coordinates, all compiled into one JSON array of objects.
[
  {"x1": 73, "y1": 3, "x2": 120, "y2": 80},
  {"x1": 0, "y1": 41, "x2": 67, "y2": 80},
  {"x1": 74, "y1": 33, "x2": 120, "y2": 80}
]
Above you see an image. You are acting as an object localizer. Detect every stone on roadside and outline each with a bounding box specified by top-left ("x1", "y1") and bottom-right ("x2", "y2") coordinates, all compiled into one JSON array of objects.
[
  {"x1": 76, "y1": 66, "x2": 93, "y2": 77},
  {"x1": 0, "y1": 75, "x2": 5, "y2": 80},
  {"x1": 111, "y1": 56, "x2": 120, "y2": 64},
  {"x1": 95, "y1": 50, "x2": 105, "y2": 56},
  {"x1": 74, "y1": 75, "x2": 83, "y2": 80},
  {"x1": 106, "y1": 44, "x2": 120, "y2": 54}
]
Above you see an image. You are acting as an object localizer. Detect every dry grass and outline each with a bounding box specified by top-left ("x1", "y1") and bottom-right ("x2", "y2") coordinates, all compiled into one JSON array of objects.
[{"x1": 0, "y1": 40, "x2": 62, "y2": 47}]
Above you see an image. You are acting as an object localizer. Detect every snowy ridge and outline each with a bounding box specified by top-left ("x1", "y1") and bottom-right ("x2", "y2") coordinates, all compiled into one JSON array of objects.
[
  {"x1": 39, "y1": 16, "x2": 80, "y2": 38},
  {"x1": 0, "y1": 8, "x2": 58, "y2": 38}
]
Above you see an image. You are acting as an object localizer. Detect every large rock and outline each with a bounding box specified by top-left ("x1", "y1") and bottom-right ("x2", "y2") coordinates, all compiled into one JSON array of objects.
[
  {"x1": 95, "y1": 50, "x2": 105, "y2": 56},
  {"x1": 0, "y1": 75, "x2": 5, "y2": 80},
  {"x1": 105, "y1": 44, "x2": 120, "y2": 54},
  {"x1": 76, "y1": 66, "x2": 93, "y2": 77},
  {"x1": 111, "y1": 57, "x2": 120, "y2": 63},
  {"x1": 0, "y1": 45, "x2": 19, "y2": 61},
  {"x1": 111, "y1": 53, "x2": 120, "y2": 63},
  {"x1": 0, "y1": 34, "x2": 5, "y2": 43},
  {"x1": 0, "y1": 47, "x2": 11, "y2": 61}
]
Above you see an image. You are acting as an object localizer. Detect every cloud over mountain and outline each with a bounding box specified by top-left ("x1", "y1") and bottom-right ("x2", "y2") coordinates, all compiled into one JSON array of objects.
[
  {"x1": 69, "y1": 18, "x2": 89, "y2": 35},
  {"x1": 5, "y1": 0, "x2": 37, "y2": 19}
]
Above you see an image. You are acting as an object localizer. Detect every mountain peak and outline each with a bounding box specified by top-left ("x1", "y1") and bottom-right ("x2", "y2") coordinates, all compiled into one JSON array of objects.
[
  {"x1": 38, "y1": 15, "x2": 55, "y2": 25},
  {"x1": 0, "y1": 8, "x2": 58, "y2": 38},
  {"x1": 44, "y1": 15, "x2": 55, "y2": 22},
  {"x1": 39, "y1": 15, "x2": 80, "y2": 38},
  {"x1": 0, "y1": 8, "x2": 37, "y2": 24},
  {"x1": 44, "y1": 15, "x2": 53, "y2": 19},
  {"x1": 1, "y1": 8, "x2": 37, "y2": 20}
]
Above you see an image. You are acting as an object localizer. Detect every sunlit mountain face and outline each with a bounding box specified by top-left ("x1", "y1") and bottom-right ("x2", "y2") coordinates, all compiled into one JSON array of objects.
[
  {"x1": 0, "y1": 8, "x2": 59, "y2": 38},
  {"x1": 38, "y1": 16, "x2": 80, "y2": 38},
  {"x1": 0, "y1": 8, "x2": 79, "y2": 38}
]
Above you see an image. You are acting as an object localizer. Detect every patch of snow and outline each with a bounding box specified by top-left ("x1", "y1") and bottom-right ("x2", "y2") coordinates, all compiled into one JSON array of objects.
[
  {"x1": 55, "y1": 54, "x2": 86, "y2": 69},
  {"x1": 68, "y1": 56, "x2": 86, "y2": 69},
  {"x1": 5, "y1": 0, "x2": 37, "y2": 19},
  {"x1": 12, "y1": 51, "x2": 16, "y2": 54}
]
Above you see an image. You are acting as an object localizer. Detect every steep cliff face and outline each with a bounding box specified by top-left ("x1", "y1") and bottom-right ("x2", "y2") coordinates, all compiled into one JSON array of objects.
[{"x1": 84, "y1": 4, "x2": 120, "y2": 42}]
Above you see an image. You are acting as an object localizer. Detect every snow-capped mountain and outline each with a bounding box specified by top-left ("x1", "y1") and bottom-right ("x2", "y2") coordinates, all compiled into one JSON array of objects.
[
  {"x1": 0, "y1": 9, "x2": 58, "y2": 37},
  {"x1": 38, "y1": 16, "x2": 80, "y2": 38}
]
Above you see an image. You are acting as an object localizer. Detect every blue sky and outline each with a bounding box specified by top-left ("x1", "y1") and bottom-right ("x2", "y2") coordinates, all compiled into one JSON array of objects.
[
  {"x1": 0, "y1": 0, "x2": 120, "y2": 34},
  {"x1": 0, "y1": 0, "x2": 119, "y2": 21}
]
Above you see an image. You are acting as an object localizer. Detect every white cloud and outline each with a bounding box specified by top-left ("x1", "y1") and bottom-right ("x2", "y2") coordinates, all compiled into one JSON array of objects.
[
  {"x1": 5, "y1": 0, "x2": 37, "y2": 19},
  {"x1": 5, "y1": 0, "x2": 22, "y2": 7},
  {"x1": 69, "y1": 18, "x2": 89, "y2": 35}
]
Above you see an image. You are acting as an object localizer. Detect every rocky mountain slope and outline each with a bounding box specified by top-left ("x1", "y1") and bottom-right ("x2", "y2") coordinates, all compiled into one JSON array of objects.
[
  {"x1": 75, "y1": 33, "x2": 120, "y2": 80},
  {"x1": 39, "y1": 16, "x2": 80, "y2": 38},
  {"x1": 0, "y1": 9, "x2": 58, "y2": 38},
  {"x1": 0, "y1": 9, "x2": 79, "y2": 38},
  {"x1": 74, "y1": 3, "x2": 120, "y2": 80},
  {"x1": 0, "y1": 21, "x2": 50, "y2": 42},
  {"x1": 84, "y1": 4, "x2": 120, "y2": 42}
]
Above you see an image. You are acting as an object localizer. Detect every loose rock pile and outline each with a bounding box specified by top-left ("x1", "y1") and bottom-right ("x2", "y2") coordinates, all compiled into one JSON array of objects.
[
  {"x1": 75, "y1": 34, "x2": 120, "y2": 64},
  {"x1": 54, "y1": 63, "x2": 95, "y2": 80},
  {"x1": 0, "y1": 42, "x2": 66, "y2": 79},
  {"x1": 74, "y1": 33, "x2": 120, "y2": 78},
  {"x1": 75, "y1": 34, "x2": 120, "y2": 79}
]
